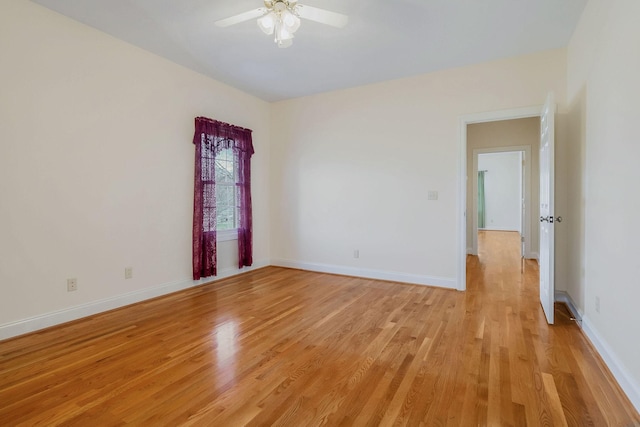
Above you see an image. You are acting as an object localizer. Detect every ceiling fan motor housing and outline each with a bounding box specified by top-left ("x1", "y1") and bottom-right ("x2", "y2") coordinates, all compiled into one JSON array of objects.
[{"x1": 264, "y1": 0, "x2": 298, "y2": 10}]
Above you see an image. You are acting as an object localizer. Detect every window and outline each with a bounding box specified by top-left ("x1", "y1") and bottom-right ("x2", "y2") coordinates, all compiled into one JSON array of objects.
[
  {"x1": 214, "y1": 147, "x2": 239, "y2": 240},
  {"x1": 200, "y1": 144, "x2": 239, "y2": 240}
]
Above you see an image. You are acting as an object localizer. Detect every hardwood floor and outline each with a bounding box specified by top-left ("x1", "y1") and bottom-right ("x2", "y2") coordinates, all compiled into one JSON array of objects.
[{"x1": 1, "y1": 231, "x2": 638, "y2": 426}]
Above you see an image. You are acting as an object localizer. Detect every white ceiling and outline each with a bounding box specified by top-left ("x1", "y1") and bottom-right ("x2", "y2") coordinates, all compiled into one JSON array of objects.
[{"x1": 32, "y1": 0, "x2": 588, "y2": 102}]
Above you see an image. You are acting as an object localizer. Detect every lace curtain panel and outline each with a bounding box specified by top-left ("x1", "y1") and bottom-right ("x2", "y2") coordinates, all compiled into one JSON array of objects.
[{"x1": 192, "y1": 116, "x2": 254, "y2": 280}]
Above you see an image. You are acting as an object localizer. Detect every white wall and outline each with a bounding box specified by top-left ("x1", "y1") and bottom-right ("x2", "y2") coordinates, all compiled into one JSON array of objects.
[
  {"x1": 566, "y1": 0, "x2": 640, "y2": 409},
  {"x1": 0, "y1": 0, "x2": 271, "y2": 335},
  {"x1": 478, "y1": 152, "x2": 522, "y2": 232},
  {"x1": 270, "y1": 49, "x2": 566, "y2": 288}
]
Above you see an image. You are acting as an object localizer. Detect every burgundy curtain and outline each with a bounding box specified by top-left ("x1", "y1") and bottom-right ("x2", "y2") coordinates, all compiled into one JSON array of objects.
[{"x1": 192, "y1": 117, "x2": 254, "y2": 280}]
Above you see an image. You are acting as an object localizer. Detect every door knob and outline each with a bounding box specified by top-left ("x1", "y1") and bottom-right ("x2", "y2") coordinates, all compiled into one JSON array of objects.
[{"x1": 540, "y1": 216, "x2": 561, "y2": 223}]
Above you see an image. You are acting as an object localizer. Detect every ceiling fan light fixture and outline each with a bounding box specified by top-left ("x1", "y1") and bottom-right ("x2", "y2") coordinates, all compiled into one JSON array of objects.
[
  {"x1": 265, "y1": 1, "x2": 299, "y2": 48},
  {"x1": 257, "y1": 12, "x2": 276, "y2": 34},
  {"x1": 281, "y1": 9, "x2": 300, "y2": 33},
  {"x1": 275, "y1": 22, "x2": 293, "y2": 41}
]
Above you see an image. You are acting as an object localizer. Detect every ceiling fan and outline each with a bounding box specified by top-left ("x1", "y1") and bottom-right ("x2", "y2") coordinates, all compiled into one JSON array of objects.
[{"x1": 215, "y1": 0, "x2": 348, "y2": 48}]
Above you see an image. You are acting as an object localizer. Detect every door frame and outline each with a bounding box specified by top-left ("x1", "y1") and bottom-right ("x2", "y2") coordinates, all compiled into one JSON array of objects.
[
  {"x1": 457, "y1": 105, "x2": 542, "y2": 291},
  {"x1": 471, "y1": 146, "x2": 532, "y2": 257}
]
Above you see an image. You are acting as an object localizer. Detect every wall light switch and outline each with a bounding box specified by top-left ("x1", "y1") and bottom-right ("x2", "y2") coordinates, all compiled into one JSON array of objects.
[{"x1": 428, "y1": 191, "x2": 438, "y2": 201}]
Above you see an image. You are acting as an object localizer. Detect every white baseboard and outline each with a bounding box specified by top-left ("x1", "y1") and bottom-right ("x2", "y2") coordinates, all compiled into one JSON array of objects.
[
  {"x1": 0, "y1": 260, "x2": 270, "y2": 341},
  {"x1": 581, "y1": 316, "x2": 640, "y2": 412},
  {"x1": 553, "y1": 291, "x2": 640, "y2": 411},
  {"x1": 554, "y1": 291, "x2": 639, "y2": 411},
  {"x1": 271, "y1": 259, "x2": 457, "y2": 289},
  {"x1": 527, "y1": 251, "x2": 539, "y2": 261}
]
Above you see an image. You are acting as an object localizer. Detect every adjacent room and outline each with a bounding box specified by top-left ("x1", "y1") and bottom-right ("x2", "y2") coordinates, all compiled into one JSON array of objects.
[{"x1": 1, "y1": 0, "x2": 639, "y2": 424}]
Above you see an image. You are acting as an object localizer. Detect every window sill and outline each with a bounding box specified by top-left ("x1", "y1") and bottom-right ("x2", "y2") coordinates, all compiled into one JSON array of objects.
[{"x1": 217, "y1": 229, "x2": 238, "y2": 242}]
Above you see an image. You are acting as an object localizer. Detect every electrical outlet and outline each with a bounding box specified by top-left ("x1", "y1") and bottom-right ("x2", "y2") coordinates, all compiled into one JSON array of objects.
[
  {"x1": 67, "y1": 278, "x2": 77, "y2": 292},
  {"x1": 427, "y1": 190, "x2": 438, "y2": 201},
  {"x1": 353, "y1": 249, "x2": 359, "y2": 259},
  {"x1": 125, "y1": 267, "x2": 133, "y2": 279},
  {"x1": 595, "y1": 296, "x2": 600, "y2": 313}
]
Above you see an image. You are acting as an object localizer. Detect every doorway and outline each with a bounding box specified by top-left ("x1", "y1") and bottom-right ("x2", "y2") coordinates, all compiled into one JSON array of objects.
[
  {"x1": 477, "y1": 151, "x2": 525, "y2": 257},
  {"x1": 457, "y1": 107, "x2": 542, "y2": 291},
  {"x1": 472, "y1": 148, "x2": 531, "y2": 259}
]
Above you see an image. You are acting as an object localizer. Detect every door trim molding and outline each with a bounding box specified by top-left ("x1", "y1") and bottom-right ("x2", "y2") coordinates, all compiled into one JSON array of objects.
[{"x1": 458, "y1": 105, "x2": 542, "y2": 291}]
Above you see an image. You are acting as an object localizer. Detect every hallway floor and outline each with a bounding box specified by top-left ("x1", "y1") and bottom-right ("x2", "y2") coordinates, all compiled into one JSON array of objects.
[{"x1": 466, "y1": 230, "x2": 639, "y2": 426}]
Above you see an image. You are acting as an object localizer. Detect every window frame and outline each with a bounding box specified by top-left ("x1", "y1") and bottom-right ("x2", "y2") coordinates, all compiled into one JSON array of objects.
[{"x1": 214, "y1": 147, "x2": 239, "y2": 242}]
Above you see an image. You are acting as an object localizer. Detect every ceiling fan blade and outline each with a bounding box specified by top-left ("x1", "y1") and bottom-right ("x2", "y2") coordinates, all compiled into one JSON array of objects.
[
  {"x1": 215, "y1": 8, "x2": 266, "y2": 28},
  {"x1": 296, "y1": 5, "x2": 348, "y2": 28}
]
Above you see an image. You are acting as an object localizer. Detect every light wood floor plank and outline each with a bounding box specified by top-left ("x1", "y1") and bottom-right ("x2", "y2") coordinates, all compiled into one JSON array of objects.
[{"x1": 1, "y1": 231, "x2": 639, "y2": 426}]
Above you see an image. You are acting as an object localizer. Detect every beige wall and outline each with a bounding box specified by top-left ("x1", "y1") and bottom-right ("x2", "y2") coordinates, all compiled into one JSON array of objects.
[
  {"x1": 466, "y1": 118, "x2": 540, "y2": 257},
  {"x1": 566, "y1": 0, "x2": 640, "y2": 407},
  {"x1": 0, "y1": 0, "x2": 271, "y2": 330},
  {"x1": 270, "y1": 49, "x2": 566, "y2": 288}
]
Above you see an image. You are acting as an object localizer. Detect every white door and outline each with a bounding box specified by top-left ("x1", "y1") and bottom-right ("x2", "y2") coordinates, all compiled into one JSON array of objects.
[{"x1": 539, "y1": 93, "x2": 556, "y2": 324}]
